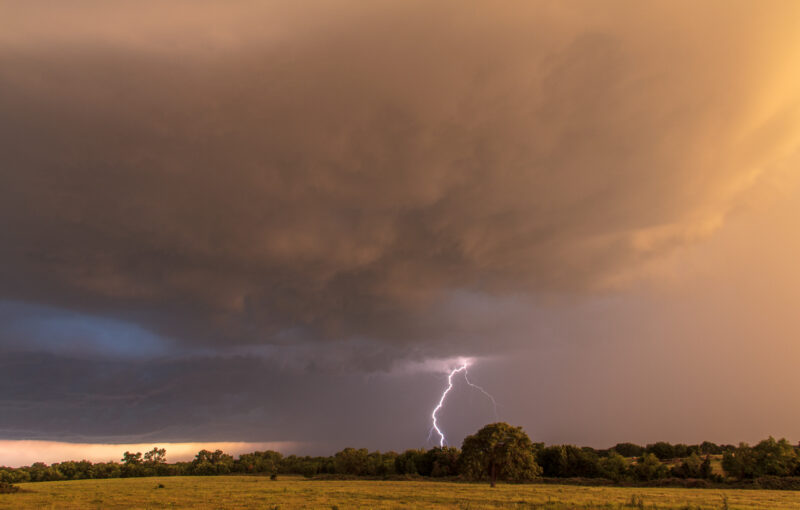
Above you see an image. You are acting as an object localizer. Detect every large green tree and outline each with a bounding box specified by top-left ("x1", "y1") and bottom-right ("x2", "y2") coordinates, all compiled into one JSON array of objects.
[
  {"x1": 460, "y1": 422, "x2": 542, "y2": 487},
  {"x1": 332, "y1": 447, "x2": 370, "y2": 475}
]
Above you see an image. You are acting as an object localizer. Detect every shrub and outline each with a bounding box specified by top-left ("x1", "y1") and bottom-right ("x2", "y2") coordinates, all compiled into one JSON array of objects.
[
  {"x1": 631, "y1": 454, "x2": 668, "y2": 481},
  {"x1": 0, "y1": 481, "x2": 19, "y2": 494}
]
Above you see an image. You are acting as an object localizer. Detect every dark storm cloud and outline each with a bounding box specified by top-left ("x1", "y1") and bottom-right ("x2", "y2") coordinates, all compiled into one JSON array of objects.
[
  {"x1": 3, "y1": 1, "x2": 797, "y2": 356},
  {"x1": 0, "y1": 349, "x2": 452, "y2": 449},
  {"x1": 2, "y1": 1, "x2": 800, "y2": 450}
]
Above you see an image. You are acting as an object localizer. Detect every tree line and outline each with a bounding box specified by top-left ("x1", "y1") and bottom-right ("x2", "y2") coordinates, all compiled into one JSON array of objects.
[{"x1": 2, "y1": 423, "x2": 800, "y2": 488}]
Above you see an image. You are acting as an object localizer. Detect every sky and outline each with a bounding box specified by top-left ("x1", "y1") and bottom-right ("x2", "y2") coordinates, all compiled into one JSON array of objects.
[{"x1": 1, "y1": 0, "x2": 800, "y2": 467}]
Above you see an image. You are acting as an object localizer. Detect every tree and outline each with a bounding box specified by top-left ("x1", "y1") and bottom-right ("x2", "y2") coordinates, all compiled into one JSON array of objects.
[
  {"x1": 460, "y1": 422, "x2": 542, "y2": 487},
  {"x1": 121, "y1": 451, "x2": 142, "y2": 465},
  {"x1": 191, "y1": 449, "x2": 234, "y2": 475},
  {"x1": 238, "y1": 450, "x2": 282, "y2": 474},
  {"x1": 598, "y1": 452, "x2": 629, "y2": 482},
  {"x1": 699, "y1": 441, "x2": 722, "y2": 455},
  {"x1": 631, "y1": 453, "x2": 668, "y2": 481},
  {"x1": 395, "y1": 449, "x2": 426, "y2": 476},
  {"x1": 144, "y1": 448, "x2": 167, "y2": 465},
  {"x1": 752, "y1": 437, "x2": 798, "y2": 476},
  {"x1": 333, "y1": 448, "x2": 369, "y2": 476},
  {"x1": 121, "y1": 451, "x2": 143, "y2": 477},
  {"x1": 536, "y1": 445, "x2": 600, "y2": 478},
  {"x1": 278, "y1": 454, "x2": 329, "y2": 477},
  {"x1": 425, "y1": 447, "x2": 460, "y2": 477},
  {"x1": 722, "y1": 442, "x2": 756, "y2": 479},
  {"x1": 537, "y1": 446, "x2": 567, "y2": 477},
  {"x1": 564, "y1": 446, "x2": 600, "y2": 477},
  {"x1": 646, "y1": 442, "x2": 675, "y2": 460},
  {"x1": 373, "y1": 451, "x2": 398, "y2": 477},
  {"x1": 142, "y1": 447, "x2": 169, "y2": 476},
  {"x1": 671, "y1": 453, "x2": 712, "y2": 479},
  {"x1": 722, "y1": 438, "x2": 799, "y2": 479},
  {"x1": 673, "y1": 444, "x2": 689, "y2": 459},
  {"x1": 612, "y1": 443, "x2": 644, "y2": 458}
]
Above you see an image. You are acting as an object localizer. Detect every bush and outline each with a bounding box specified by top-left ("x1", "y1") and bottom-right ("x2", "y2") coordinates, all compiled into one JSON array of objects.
[
  {"x1": 598, "y1": 452, "x2": 629, "y2": 482},
  {"x1": 0, "y1": 481, "x2": 19, "y2": 493},
  {"x1": 670, "y1": 453, "x2": 712, "y2": 479},
  {"x1": 753, "y1": 476, "x2": 800, "y2": 490},
  {"x1": 631, "y1": 454, "x2": 669, "y2": 481}
]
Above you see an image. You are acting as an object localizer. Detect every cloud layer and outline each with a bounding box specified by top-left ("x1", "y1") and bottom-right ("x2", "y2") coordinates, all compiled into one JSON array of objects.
[
  {"x1": 1, "y1": 1, "x2": 800, "y2": 448},
  {"x1": 2, "y1": 1, "x2": 799, "y2": 355}
]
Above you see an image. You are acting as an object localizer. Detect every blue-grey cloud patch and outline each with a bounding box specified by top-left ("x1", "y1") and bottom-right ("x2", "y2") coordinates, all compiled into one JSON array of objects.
[{"x1": 0, "y1": 301, "x2": 172, "y2": 359}]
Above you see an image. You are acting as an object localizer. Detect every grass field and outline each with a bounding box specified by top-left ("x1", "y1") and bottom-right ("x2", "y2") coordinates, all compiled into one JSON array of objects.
[{"x1": 2, "y1": 476, "x2": 799, "y2": 509}]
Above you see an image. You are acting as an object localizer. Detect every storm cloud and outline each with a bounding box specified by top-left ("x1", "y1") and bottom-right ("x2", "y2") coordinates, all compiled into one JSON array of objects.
[{"x1": 2, "y1": 1, "x2": 800, "y2": 451}]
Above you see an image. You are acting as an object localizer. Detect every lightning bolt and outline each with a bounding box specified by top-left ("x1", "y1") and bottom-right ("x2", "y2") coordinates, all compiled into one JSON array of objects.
[
  {"x1": 429, "y1": 361, "x2": 498, "y2": 447},
  {"x1": 464, "y1": 370, "x2": 499, "y2": 422}
]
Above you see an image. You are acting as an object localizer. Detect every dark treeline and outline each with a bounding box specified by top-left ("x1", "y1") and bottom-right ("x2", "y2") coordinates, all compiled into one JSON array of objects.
[{"x1": 3, "y1": 424, "x2": 800, "y2": 489}]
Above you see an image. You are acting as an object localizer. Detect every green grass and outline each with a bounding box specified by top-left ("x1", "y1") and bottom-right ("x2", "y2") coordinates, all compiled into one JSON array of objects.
[{"x1": 1, "y1": 476, "x2": 799, "y2": 509}]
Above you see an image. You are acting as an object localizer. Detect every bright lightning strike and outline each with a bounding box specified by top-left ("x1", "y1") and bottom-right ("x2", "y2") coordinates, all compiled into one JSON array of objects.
[{"x1": 429, "y1": 361, "x2": 498, "y2": 447}]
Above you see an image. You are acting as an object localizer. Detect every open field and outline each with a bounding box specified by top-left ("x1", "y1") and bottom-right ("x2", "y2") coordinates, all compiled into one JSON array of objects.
[{"x1": 2, "y1": 476, "x2": 800, "y2": 510}]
